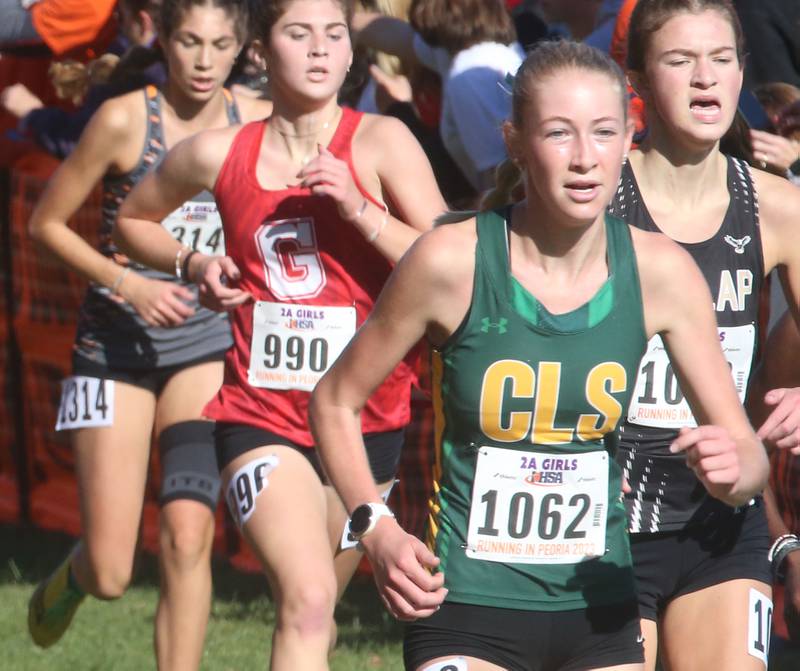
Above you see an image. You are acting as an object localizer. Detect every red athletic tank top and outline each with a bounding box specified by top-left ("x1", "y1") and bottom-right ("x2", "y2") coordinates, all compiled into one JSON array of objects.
[{"x1": 204, "y1": 107, "x2": 412, "y2": 445}]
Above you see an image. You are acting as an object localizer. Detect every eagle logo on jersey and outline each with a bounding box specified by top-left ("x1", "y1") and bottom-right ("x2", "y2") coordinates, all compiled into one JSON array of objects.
[{"x1": 723, "y1": 235, "x2": 751, "y2": 254}]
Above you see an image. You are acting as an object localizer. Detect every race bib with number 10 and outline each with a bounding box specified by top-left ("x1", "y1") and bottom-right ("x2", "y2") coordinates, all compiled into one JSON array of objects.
[{"x1": 627, "y1": 325, "x2": 755, "y2": 429}]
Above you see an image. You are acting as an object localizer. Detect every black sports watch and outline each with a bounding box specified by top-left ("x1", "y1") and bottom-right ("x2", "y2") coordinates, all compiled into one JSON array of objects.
[
  {"x1": 788, "y1": 157, "x2": 800, "y2": 177},
  {"x1": 347, "y1": 502, "x2": 394, "y2": 542}
]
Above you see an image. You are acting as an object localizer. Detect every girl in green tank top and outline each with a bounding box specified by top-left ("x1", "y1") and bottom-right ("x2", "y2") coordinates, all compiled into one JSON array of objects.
[{"x1": 310, "y1": 40, "x2": 767, "y2": 671}]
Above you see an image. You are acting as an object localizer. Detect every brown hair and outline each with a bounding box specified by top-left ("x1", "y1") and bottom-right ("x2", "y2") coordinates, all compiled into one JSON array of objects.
[
  {"x1": 253, "y1": 0, "x2": 355, "y2": 44},
  {"x1": 160, "y1": 0, "x2": 249, "y2": 43},
  {"x1": 49, "y1": 55, "x2": 120, "y2": 104},
  {"x1": 627, "y1": 0, "x2": 745, "y2": 72},
  {"x1": 409, "y1": 0, "x2": 515, "y2": 55},
  {"x1": 754, "y1": 82, "x2": 800, "y2": 122}
]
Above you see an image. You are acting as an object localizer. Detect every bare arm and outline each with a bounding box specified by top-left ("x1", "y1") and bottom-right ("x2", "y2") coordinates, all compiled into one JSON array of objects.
[
  {"x1": 300, "y1": 115, "x2": 447, "y2": 263},
  {"x1": 29, "y1": 96, "x2": 134, "y2": 291},
  {"x1": 115, "y1": 126, "x2": 251, "y2": 313},
  {"x1": 115, "y1": 129, "x2": 224, "y2": 273},
  {"x1": 309, "y1": 222, "x2": 474, "y2": 619},
  {"x1": 748, "y1": 171, "x2": 800, "y2": 451},
  {"x1": 757, "y1": 170, "x2": 800, "y2": 322},
  {"x1": 28, "y1": 94, "x2": 196, "y2": 326},
  {"x1": 635, "y1": 229, "x2": 769, "y2": 506},
  {"x1": 352, "y1": 11, "x2": 420, "y2": 66},
  {"x1": 747, "y1": 310, "x2": 800, "y2": 452}
]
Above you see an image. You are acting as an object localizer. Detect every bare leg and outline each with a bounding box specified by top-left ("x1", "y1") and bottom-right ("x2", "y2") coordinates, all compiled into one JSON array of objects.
[
  {"x1": 223, "y1": 445, "x2": 338, "y2": 671},
  {"x1": 640, "y1": 618, "x2": 658, "y2": 671},
  {"x1": 70, "y1": 382, "x2": 157, "y2": 598},
  {"x1": 151, "y1": 360, "x2": 222, "y2": 671},
  {"x1": 659, "y1": 579, "x2": 771, "y2": 671}
]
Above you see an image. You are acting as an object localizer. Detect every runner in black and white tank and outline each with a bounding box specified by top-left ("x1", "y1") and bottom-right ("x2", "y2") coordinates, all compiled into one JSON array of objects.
[
  {"x1": 612, "y1": 2, "x2": 800, "y2": 670},
  {"x1": 611, "y1": 155, "x2": 764, "y2": 532},
  {"x1": 25, "y1": 1, "x2": 271, "y2": 669}
]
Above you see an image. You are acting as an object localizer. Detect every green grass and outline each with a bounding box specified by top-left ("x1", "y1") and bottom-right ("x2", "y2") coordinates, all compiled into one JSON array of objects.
[
  {"x1": 6, "y1": 524, "x2": 800, "y2": 670},
  {"x1": 0, "y1": 524, "x2": 404, "y2": 670}
]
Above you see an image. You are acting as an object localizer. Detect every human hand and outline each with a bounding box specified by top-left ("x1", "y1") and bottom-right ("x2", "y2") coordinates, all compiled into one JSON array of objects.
[
  {"x1": 750, "y1": 129, "x2": 799, "y2": 172},
  {"x1": 187, "y1": 253, "x2": 251, "y2": 312},
  {"x1": 670, "y1": 425, "x2": 741, "y2": 502},
  {"x1": 0, "y1": 83, "x2": 43, "y2": 119},
  {"x1": 756, "y1": 388, "x2": 800, "y2": 453},
  {"x1": 299, "y1": 145, "x2": 364, "y2": 221},
  {"x1": 360, "y1": 516, "x2": 447, "y2": 621},
  {"x1": 370, "y1": 64, "x2": 413, "y2": 113},
  {"x1": 118, "y1": 272, "x2": 195, "y2": 327}
]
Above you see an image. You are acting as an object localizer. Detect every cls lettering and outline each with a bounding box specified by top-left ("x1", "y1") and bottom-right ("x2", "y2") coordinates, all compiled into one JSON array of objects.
[{"x1": 479, "y1": 360, "x2": 626, "y2": 444}]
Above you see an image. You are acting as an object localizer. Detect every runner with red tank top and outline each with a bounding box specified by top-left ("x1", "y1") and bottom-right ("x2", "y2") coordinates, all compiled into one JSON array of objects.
[
  {"x1": 114, "y1": 1, "x2": 447, "y2": 665},
  {"x1": 206, "y1": 107, "x2": 412, "y2": 446}
]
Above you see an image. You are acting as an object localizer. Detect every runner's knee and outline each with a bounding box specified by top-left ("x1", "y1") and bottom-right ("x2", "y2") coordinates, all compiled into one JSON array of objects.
[
  {"x1": 82, "y1": 551, "x2": 133, "y2": 599},
  {"x1": 278, "y1": 577, "x2": 337, "y2": 638},
  {"x1": 159, "y1": 510, "x2": 213, "y2": 573}
]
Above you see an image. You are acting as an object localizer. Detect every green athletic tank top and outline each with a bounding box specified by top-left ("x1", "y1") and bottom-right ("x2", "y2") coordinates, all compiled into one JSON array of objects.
[{"x1": 429, "y1": 208, "x2": 647, "y2": 611}]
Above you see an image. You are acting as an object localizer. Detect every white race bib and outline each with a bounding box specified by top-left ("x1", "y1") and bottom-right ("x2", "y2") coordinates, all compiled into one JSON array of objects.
[
  {"x1": 466, "y1": 447, "x2": 609, "y2": 564},
  {"x1": 627, "y1": 325, "x2": 755, "y2": 429},
  {"x1": 747, "y1": 588, "x2": 772, "y2": 667},
  {"x1": 162, "y1": 200, "x2": 224, "y2": 257},
  {"x1": 248, "y1": 302, "x2": 356, "y2": 392},
  {"x1": 55, "y1": 376, "x2": 114, "y2": 431}
]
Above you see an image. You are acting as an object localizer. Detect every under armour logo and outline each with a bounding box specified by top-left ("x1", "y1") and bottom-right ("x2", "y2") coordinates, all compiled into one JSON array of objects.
[
  {"x1": 481, "y1": 317, "x2": 508, "y2": 334},
  {"x1": 723, "y1": 235, "x2": 751, "y2": 254}
]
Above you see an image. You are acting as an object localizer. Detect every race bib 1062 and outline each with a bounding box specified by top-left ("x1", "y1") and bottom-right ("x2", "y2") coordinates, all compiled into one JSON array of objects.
[
  {"x1": 627, "y1": 325, "x2": 755, "y2": 429},
  {"x1": 247, "y1": 302, "x2": 356, "y2": 392},
  {"x1": 466, "y1": 447, "x2": 609, "y2": 564}
]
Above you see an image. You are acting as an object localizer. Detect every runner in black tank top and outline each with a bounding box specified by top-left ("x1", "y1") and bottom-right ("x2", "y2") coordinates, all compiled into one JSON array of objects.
[
  {"x1": 610, "y1": 155, "x2": 764, "y2": 532},
  {"x1": 615, "y1": 2, "x2": 800, "y2": 670},
  {"x1": 25, "y1": 2, "x2": 272, "y2": 667}
]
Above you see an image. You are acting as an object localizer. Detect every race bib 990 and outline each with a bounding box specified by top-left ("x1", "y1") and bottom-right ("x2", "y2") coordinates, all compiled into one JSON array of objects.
[
  {"x1": 627, "y1": 325, "x2": 754, "y2": 429},
  {"x1": 248, "y1": 302, "x2": 356, "y2": 392},
  {"x1": 466, "y1": 447, "x2": 609, "y2": 564},
  {"x1": 55, "y1": 376, "x2": 114, "y2": 431}
]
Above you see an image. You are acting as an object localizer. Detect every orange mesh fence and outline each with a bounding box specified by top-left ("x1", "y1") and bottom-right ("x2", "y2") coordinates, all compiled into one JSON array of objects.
[
  {"x1": 7, "y1": 158, "x2": 94, "y2": 532},
  {"x1": 0, "y1": 308, "x2": 18, "y2": 522}
]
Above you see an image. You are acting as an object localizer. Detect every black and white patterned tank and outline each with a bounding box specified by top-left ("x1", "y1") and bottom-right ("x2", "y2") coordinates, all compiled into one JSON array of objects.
[{"x1": 608, "y1": 156, "x2": 764, "y2": 533}]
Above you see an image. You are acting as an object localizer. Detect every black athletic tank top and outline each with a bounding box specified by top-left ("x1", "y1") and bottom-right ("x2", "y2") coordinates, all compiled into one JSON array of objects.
[{"x1": 608, "y1": 156, "x2": 764, "y2": 533}]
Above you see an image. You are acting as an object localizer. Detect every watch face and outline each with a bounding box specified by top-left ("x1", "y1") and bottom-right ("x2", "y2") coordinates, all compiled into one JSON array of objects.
[
  {"x1": 790, "y1": 158, "x2": 800, "y2": 176},
  {"x1": 349, "y1": 504, "x2": 372, "y2": 536}
]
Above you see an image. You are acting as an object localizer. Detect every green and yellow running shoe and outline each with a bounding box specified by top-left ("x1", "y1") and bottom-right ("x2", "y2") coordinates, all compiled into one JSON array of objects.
[{"x1": 28, "y1": 554, "x2": 85, "y2": 648}]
